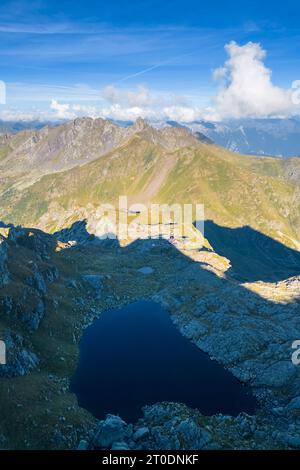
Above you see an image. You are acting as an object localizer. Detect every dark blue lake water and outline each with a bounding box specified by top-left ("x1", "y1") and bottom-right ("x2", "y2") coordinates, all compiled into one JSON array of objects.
[{"x1": 71, "y1": 300, "x2": 256, "y2": 422}]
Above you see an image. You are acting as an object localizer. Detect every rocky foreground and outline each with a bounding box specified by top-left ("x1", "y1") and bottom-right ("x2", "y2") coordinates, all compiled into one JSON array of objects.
[
  {"x1": 79, "y1": 402, "x2": 300, "y2": 450},
  {"x1": 0, "y1": 221, "x2": 300, "y2": 449}
]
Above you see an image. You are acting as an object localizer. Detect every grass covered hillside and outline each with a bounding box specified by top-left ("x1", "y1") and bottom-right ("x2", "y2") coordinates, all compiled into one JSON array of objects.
[{"x1": 0, "y1": 119, "x2": 300, "y2": 250}]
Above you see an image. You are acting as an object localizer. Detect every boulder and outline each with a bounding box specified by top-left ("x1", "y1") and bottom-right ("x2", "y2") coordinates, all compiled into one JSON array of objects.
[
  {"x1": 176, "y1": 419, "x2": 211, "y2": 449},
  {"x1": 287, "y1": 396, "x2": 300, "y2": 411},
  {"x1": 0, "y1": 332, "x2": 39, "y2": 377},
  {"x1": 77, "y1": 439, "x2": 89, "y2": 450},
  {"x1": 133, "y1": 427, "x2": 150, "y2": 441},
  {"x1": 93, "y1": 415, "x2": 132, "y2": 448}
]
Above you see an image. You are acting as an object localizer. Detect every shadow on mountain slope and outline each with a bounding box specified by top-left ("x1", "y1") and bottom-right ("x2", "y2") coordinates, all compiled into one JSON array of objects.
[
  {"x1": 52, "y1": 220, "x2": 300, "y2": 407},
  {"x1": 54, "y1": 220, "x2": 94, "y2": 244},
  {"x1": 55, "y1": 217, "x2": 300, "y2": 283},
  {"x1": 204, "y1": 220, "x2": 300, "y2": 282},
  {"x1": 1, "y1": 217, "x2": 300, "y2": 449}
]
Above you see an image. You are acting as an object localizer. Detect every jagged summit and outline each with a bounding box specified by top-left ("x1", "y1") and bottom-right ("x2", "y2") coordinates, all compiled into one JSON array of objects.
[
  {"x1": 1, "y1": 115, "x2": 300, "y2": 252},
  {"x1": 131, "y1": 116, "x2": 149, "y2": 131},
  {"x1": 0, "y1": 117, "x2": 201, "y2": 188}
]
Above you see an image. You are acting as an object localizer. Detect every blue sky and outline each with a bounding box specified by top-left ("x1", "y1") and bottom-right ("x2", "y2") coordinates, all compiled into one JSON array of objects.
[{"x1": 0, "y1": 0, "x2": 300, "y2": 121}]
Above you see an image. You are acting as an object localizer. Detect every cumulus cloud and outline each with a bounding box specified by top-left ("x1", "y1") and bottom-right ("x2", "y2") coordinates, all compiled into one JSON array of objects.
[
  {"x1": 92, "y1": 45, "x2": 300, "y2": 122},
  {"x1": 161, "y1": 106, "x2": 200, "y2": 122},
  {"x1": 98, "y1": 103, "x2": 202, "y2": 123},
  {"x1": 97, "y1": 44, "x2": 299, "y2": 122},
  {"x1": 100, "y1": 85, "x2": 199, "y2": 121},
  {"x1": 48, "y1": 100, "x2": 100, "y2": 120},
  {"x1": 2, "y1": 41, "x2": 299, "y2": 124},
  {"x1": 100, "y1": 104, "x2": 152, "y2": 121},
  {"x1": 50, "y1": 99, "x2": 73, "y2": 119},
  {"x1": 23, "y1": 86, "x2": 187, "y2": 122},
  {"x1": 211, "y1": 41, "x2": 294, "y2": 120}
]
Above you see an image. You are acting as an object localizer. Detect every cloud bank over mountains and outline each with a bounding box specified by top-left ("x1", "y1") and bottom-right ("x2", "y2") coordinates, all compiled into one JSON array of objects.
[
  {"x1": 212, "y1": 42, "x2": 294, "y2": 120},
  {"x1": 1, "y1": 42, "x2": 299, "y2": 123}
]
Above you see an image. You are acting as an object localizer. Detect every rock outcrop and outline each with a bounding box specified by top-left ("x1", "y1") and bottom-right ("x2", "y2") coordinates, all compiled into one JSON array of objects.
[
  {"x1": 0, "y1": 225, "x2": 60, "y2": 376},
  {"x1": 0, "y1": 332, "x2": 39, "y2": 377},
  {"x1": 0, "y1": 236, "x2": 9, "y2": 288},
  {"x1": 80, "y1": 402, "x2": 299, "y2": 450},
  {"x1": 0, "y1": 219, "x2": 300, "y2": 449}
]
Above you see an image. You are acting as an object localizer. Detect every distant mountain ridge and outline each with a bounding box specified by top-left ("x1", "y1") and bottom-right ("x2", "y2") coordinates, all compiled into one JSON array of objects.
[
  {"x1": 174, "y1": 118, "x2": 300, "y2": 158},
  {"x1": 1, "y1": 116, "x2": 299, "y2": 158},
  {"x1": 1, "y1": 117, "x2": 300, "y2": 252},
  {"x1": 0, "y1": 117, "x2": 201, "y2": 189},
  {"x1": 110, "y1": 117, "x2": 300, "y2": 157},
  {"x1": 0, "y1": 119, "x2": 56, "y2": 134}
]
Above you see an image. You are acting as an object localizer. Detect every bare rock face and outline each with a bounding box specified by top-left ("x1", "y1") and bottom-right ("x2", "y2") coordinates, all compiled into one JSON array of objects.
[
  {"x1": 0, "y1": 226, "x2": 59, "y2": 332},
  {"x1": 284, "y1": 157, "x2": 300, "y2": 187},
  {"x1": 131, "y1": 117, "x2": 201, "y2": 151},
  {"x1": 0, "y1": 118, "x2": 200, "y2": 188},
  {"x1": 92, "y1": 415, "x2": 132, "y2": 449},
  {"x1": 54, "y1": 220, "x2": 94, "y2": 245},
  {"x1": 0, "y1": 226, "x2": 62, "y2": 382},
  {"x1": 8, "y1": 226, "x2": 55, "y2": 260},
  {"x1": 81, "y1": 403, "x2": 290, "y2": 450},
  {"x1": 0, "y1": 332, "x2": 39, "y2": 377}
]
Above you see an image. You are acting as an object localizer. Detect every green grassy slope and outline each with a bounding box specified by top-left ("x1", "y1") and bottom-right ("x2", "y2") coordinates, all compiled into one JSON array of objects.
[{"x1": 0, "y1": 136, "x2": 300, "y2": 249}]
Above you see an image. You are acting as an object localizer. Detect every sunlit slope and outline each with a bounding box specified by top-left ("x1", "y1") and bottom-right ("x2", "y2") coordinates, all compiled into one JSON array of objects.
[{"x1": 156, "y1": 145, "x2": 300, "y2": 248}]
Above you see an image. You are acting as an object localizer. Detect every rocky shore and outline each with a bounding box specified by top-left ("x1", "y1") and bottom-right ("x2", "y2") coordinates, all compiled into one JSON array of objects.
[
  {"x1": 79, "y1": 402, "x2": 300, "y2": 450},
  {"x1": 1, "y1": 222, "x2": 300, "y2": 449}
]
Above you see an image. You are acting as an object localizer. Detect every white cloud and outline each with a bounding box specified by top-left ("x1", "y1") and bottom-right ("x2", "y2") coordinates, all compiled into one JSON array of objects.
[
  {"x1": 71, "y1": 104, "x2": 98, "y2": 117},
  {"x1": 98, "y1": 85, "x2": 202, "y2": 122},
  {"x1": 161, "y1": 106, "x2": 200, "y2": 122},
  {"x1": 102, "y1": 85, "x2": 155, "y2": 107},
  {"x1": 100, "y1": 104, "x2": 152, "y2": 121},
  {"x1": 0, "y1": 108, "x2": 39, "y2": 121},
  {"x1": 88, "y1": 46, "x2": 300, "y2": 122},
  {"x1": 1, "y1": 41, "x2": 299, "y2": 124},
  {"x1": 50, "y1": 99, "x2": 73, "y2": 119},
  {"x1": 42, "y1": 99, "x2": 202, "y2": 123},
  {"x1": 211, "y1": 41, "x2": 295, "y2": 120}
]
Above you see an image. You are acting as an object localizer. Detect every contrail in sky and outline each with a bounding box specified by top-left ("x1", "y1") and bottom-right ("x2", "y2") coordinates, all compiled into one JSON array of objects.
[{"x1": 117, "y1": 51, "x2": 197, "y2": 83}]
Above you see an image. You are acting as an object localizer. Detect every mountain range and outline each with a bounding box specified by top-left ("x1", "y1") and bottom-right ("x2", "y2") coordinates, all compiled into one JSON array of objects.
[
  {"x1": 1, "y1": 117, "x2": 300, "y2": 450},
  {"x1": 181, "y1": 118, "x2": 300, "y2": 158},
  {"x1": 0, "y1": 117, "x2": 300, "y2": 250},
  {"x1": 145, "y1": 117, "x2": 300, "y2": 158},
  {"x1": 1, "y1": 116, "x2": 300, "y2": 158}
]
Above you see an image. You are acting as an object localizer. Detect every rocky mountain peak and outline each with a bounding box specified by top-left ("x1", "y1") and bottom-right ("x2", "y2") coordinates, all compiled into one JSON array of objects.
[{"x1": 131, "y1": 117, "x2": 150, "y2": 132}]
